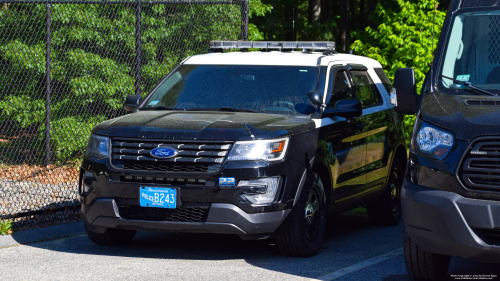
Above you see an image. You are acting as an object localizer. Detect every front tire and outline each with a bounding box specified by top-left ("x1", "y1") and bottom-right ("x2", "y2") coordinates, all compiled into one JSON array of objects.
[
  {"x1": 277, "y1": 172, "x2": 326, "y2": 257},
  {"x1": 85, "y1": 224, "x2": 136, "y2": 245},
  {"x1": 404, "y1": 227, "x2": 450, "y2": 280},
  {"x1": 367, "y1": 158, "x2": 403, "y2": 226}
]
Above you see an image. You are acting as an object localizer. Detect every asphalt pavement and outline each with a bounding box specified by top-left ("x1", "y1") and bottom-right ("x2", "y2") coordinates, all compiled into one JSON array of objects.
[{"x1": 1, "y1": 212, "x2": 499, "y2": 281}]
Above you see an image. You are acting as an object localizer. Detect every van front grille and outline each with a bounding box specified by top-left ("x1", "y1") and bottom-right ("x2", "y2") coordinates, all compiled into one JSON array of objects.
[
  {"x1": 458, "y1": 137, "x2": 500, "y2": 192},
  {"x1": 110, "y1": 139, "x2": 232, "y2": 173}
]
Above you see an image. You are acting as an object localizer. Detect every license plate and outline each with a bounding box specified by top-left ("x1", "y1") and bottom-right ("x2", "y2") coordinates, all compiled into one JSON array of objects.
[{"x1": 139, "y1": 187, "x2": 177, "y2": 209}]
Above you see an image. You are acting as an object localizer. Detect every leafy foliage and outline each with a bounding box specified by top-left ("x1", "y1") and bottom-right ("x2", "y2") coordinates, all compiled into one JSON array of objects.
[
  {"x1": 351, "y1": 0, "x2": 445, "y2": 143},
  {"x1": 248, "y1": 0, "x2": 272, "y2": 40},
  {"x1": 0, "y1": 220, "x2": 12, "y2": 235}
]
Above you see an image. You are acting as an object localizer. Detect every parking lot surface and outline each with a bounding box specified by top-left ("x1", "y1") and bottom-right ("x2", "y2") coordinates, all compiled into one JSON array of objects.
[{"x1": 1, "y1": 212, "x2": 498, "y2": 280}]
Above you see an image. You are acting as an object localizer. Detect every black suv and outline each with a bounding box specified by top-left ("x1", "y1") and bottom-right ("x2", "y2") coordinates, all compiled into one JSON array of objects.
[
  {"x1": 392, "y1": 0, "x2": 500, "y2": 279},
  {"x1": 79, "y1": 41, "x2": 408, "y2": 256}
]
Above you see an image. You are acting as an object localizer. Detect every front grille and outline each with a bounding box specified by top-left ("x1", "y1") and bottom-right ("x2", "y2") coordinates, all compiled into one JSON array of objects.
[
  {"x1": 116, "y1": 199, "x2": 210, "y2": 223},
  {"x1": 111, "y1": 139, "x2": 232, "y2": 173},
  {"x1": 458, "y1": 137, "x2": 500, "y2": 192}
]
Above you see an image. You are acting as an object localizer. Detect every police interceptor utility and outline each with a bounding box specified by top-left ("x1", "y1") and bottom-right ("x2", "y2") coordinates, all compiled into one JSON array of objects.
[{"x1": 80, "y1": 41, "x2": 408, "y2": 256}]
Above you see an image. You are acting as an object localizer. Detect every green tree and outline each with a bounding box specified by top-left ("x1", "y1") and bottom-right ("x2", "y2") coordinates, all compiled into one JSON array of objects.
[
  {"x1": 351, "y1": 0, "x2": 446, "y2": 143},
  {"x1": 248, "y1": 0, "x2": 273, "y2": 40}
]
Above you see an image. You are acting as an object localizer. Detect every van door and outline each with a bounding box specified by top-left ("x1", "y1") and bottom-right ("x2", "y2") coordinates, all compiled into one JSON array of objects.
[{"x1": 318, "y1": 64, "x2": 367, "y2": 204}]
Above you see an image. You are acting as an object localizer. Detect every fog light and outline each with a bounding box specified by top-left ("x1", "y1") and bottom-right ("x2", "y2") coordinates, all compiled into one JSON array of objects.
[{"x1": 237, "y1": 177, "x2": 281, "y2": 204}]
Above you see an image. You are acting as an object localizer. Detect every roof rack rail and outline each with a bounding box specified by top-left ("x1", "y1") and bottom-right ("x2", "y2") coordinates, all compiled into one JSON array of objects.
[{"x1": 208, "y1": 41, "x2": 335, "y2": 52}]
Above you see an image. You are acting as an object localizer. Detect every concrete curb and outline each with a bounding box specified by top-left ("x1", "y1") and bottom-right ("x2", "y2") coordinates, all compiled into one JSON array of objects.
[{"x1": 0, "y1": 221, "x2": 84, "y2": 249}]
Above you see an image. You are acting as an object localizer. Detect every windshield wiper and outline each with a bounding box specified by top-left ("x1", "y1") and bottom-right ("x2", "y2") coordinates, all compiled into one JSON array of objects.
[
  {"x1": 140, "y1": 106, "x2": 185, "y2": 111},
  {"x1": 440, "y1": 75, "x2": 496, "y2": 96},
  {"x1": 185, "y1": 107, "x2": 264, "y2": 113}
]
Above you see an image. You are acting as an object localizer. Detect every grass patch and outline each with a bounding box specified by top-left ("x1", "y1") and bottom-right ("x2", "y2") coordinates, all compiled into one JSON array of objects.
[{"x1": 0, "y1": 220, "x2": 13, "y2": 235}]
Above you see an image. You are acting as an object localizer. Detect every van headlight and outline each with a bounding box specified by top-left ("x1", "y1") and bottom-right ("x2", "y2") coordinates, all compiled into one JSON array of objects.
[
  {"x1": 85, "y1": 134, "x2": 109, "y2": 158},
  {"x1": 227, "y1": 137, "x2": 289, "y2": 162},
  {"x1": 411, "y1": 119, "x2": 454, "y2": 160},
  {"x1": 238, "y1": 177, "x2": 281, "y2": 204}
]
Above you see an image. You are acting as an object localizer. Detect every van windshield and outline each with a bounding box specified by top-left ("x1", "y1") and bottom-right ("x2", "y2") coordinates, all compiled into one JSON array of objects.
[
  {"x1": 440, "y1": 10, "x2": 500, "y2": 95},
  {"x1": 141, "y1": 65, "x2": 323, "y2": 115}
]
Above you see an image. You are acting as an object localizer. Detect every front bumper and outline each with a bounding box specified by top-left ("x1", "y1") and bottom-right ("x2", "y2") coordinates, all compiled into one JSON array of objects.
[
  {"x1": 402, "y1": 178, "x2": 500, "y2": 262},
  {"x1": 82, "y1": 198, "x2": 291, "y2": 239}
]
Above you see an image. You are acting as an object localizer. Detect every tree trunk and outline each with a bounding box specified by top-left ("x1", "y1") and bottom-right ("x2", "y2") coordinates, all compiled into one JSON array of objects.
[
  {"x1": 320, "y1": 0, "x2": 330, "y2": 25},
  {"x1": 367, "y1": 0, "x2": 377, "y2": 28},
  {"x1": 338, "y1": 0, "x2": 350, "y2": 52},
  {"x1": 309, "y1": 0, "x2": 321, "y2": 27},
  {"x1": 268, "y1": 0, "x2": 275, "y2": 40}
]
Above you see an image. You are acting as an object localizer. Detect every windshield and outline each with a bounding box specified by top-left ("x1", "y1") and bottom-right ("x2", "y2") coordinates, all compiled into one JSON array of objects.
[
  {"x1": 440, "y1": 10, "x2": 500, "y2": 95},
  {"x1": 141, "y1": 65, "x2": 322, "y2": 115}
]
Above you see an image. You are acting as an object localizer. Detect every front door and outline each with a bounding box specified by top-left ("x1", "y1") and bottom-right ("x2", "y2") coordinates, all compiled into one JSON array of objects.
[
  {"x1": 319, "y1": 64, "x2": 367, "y2": 203},
  {"x1": 348, "y1": 67, "x2": 393, "y2": 194}
]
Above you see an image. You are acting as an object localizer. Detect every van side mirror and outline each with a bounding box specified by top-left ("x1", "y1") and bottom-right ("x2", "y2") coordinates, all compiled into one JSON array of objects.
[
  {"x1": 307, "y1": 91, "x2": 324, "y2": 108},
  {"x1": 323, "y1": 99, "x2": 362, "y2": 118},
  {"x1": 123, "y1": 95, "x2": 142, "y2": 112},
  {"x1": 393, "y1": 68, "x2": 418, "y2": 114}
]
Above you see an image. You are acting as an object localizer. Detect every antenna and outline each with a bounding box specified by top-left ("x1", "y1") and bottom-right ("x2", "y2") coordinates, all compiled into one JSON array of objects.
[
  {"x1": 429, "y1": 0, "x2": 437, "y2": 92},
  {"x1": 292, "y1": 8, "x2": 295, "y2": 41}
]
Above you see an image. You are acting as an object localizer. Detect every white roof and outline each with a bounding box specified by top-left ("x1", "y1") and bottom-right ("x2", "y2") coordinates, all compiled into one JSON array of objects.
[{"x1": 183, "y1": 51, "x2": 383, "y2": 68}]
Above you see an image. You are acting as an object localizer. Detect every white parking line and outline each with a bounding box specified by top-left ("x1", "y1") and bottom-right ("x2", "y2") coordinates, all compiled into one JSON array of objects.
[{"x1": 312, "y1": 248, "x2": 404, "y2": 281}]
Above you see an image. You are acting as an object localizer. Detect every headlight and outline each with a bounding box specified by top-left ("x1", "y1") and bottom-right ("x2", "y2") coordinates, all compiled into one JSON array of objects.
[
  {"x1": 227, "y1": 137, "x2": 289, "y2": 162},
  {"x1": 85, "y1": 134, "x2": 109, "y2": 158},
  {"x1": 411, "y1": 119, "x2": 454, "y2": 160},
  {"x1": 237, "y1": 177, "x2": 281, "y2": 204}
]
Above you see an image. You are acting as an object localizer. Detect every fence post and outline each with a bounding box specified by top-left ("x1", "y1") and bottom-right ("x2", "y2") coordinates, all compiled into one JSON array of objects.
[
  {"x1": 135, "y1": 0, "x2": 142, "y2": 96},
  {"x1": 45, "y1": 2, "x2": 51, "y2": 167},
  {"x1": 241, "y1": 0, "x2": 249, "y2": 41}
]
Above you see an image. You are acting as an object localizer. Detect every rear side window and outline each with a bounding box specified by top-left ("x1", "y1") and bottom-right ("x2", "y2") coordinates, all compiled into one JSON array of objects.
[
  {"x1": 374, "y1": 68, "x2": 392, "y2": 94},
  {"x1": 351, "y1": 70, "x2": 382, "y2": 108}
]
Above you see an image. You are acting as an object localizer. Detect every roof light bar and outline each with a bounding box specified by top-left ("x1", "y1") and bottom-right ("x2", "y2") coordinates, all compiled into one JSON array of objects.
[{"x1": 209, "y1": 41, "x2": 335, "y2": 51}]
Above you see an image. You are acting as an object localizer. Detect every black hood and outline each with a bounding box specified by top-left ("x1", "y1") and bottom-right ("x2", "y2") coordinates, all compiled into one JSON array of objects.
[
  {"x1": 92, "y1": 111, "x2": 316, "y2": 140},
  {"x1": 420, "y1": 92, "x2": 500, "y2": 141}
]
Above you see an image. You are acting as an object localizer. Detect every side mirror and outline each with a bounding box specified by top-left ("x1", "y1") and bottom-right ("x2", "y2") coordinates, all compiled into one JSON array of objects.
[
  {"x1": 393, "y1": 68, "x2": 418, "y2": 114},
  {"x1": 307, "y1": 91, "x2": 324, "y2": 108},
  {"x1": 323, "y1": 99, "x2": 362, "y2": 118},
  {"x1": 123, "y1": 95, "x2": 142, "y2": 112}
]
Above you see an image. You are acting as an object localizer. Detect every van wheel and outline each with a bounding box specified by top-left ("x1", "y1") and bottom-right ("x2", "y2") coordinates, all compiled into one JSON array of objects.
[
  {"x1": 404, "y1": 227, "x2": 450, "y2": 280},
  {"x1": 276, "y1": 172, "x2": 326, "y2": 257},
  {"x1": 85, "y1": 224, "x2": 136, "y2": 245},
  {"x1": 367, "y1": 158, "x2": 403, "y2": 226}
]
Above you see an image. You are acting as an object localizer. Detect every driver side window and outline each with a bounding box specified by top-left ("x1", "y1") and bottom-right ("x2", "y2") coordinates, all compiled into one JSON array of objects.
[{"x1": 328, "y1": 71, "x2": 352, "y2": 108}]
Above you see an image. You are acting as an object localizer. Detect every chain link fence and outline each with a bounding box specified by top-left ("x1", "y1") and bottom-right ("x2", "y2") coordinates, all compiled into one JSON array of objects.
[{"x1": 0, "y1": 0, "x2": 248, "y2": 230}]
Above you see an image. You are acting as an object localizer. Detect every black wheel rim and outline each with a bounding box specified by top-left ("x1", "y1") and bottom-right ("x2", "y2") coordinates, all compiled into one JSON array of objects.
[
  {"x1": 390, "y1": 169, "x2": 401, "y2": 212},
  {"x1": 304, "y1": 183, "x2": 323, "y2": 242}
]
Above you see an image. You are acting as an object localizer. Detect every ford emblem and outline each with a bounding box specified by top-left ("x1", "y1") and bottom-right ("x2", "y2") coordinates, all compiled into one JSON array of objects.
[{"x1": 150, "y1": 147, "x2": 178, "y2": 158}]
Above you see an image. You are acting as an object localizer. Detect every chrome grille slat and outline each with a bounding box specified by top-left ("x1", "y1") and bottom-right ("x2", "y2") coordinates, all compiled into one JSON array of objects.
[
  {"x1": 111, "y1": 139, "x2": 232, "y2": 173},
  {"x1": 458, "y1": 137, "x2": 500, "y2": 192}
]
